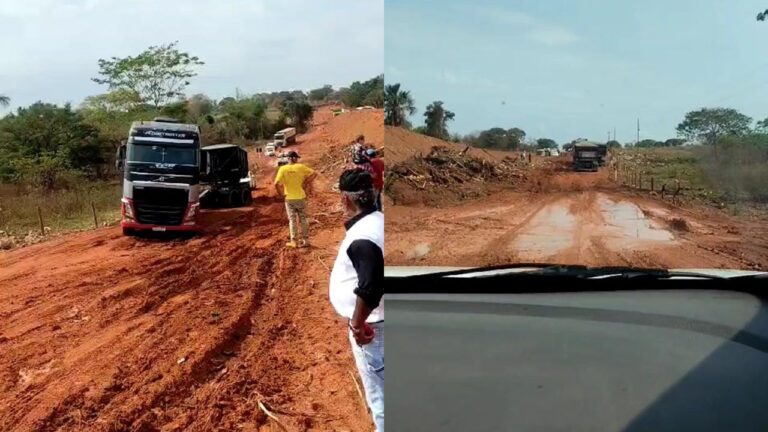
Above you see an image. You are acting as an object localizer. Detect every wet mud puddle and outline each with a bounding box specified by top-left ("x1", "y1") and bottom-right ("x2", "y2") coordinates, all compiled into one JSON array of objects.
[{"x1": 511, "y1": 194, "x2": 675, "y2": 257}]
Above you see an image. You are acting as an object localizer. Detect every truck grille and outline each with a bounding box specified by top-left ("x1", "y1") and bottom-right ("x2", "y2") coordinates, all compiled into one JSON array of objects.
[{"x1": 133, "y1": 186, "x2": 188, "y2": 226}]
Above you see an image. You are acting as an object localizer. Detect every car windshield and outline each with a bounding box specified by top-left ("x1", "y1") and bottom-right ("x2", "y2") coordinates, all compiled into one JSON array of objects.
[
  {"x1": 383, "y1": 2, "x2": 768, "y2": 272},
  {"x1": 128, "y1": 143, "x2": 197, "y2": 165}
]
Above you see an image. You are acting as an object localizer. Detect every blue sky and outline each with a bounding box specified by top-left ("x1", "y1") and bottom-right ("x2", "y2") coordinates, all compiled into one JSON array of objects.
[
  {"x1": 0, "y1": 0, "x2": 383, "y2": 114},
  {"x1": 386, "y1": 0, "x2": 768, "y2": 144}
]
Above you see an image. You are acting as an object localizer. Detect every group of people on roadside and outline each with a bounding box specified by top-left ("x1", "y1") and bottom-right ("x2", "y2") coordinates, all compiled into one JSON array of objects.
[
  {"x1": 272, "y1": 135, "x2": 385, "y2": 431},
  {"x1": 349, "y1": 135, "x2": 385, "y2": 212}
]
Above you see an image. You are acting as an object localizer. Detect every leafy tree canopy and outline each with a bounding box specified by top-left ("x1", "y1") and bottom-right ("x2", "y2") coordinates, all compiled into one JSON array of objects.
[{"x1": 92, "y1": 41, "x2": 204, "y2": 108}]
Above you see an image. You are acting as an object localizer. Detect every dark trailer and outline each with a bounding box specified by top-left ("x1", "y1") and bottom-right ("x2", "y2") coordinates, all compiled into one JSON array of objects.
[{"x1": 199, "y1": 144, "x2": 254, "y2": 208}]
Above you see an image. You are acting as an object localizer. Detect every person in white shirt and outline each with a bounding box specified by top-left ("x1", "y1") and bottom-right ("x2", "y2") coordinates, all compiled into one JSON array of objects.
[{"x1": 329, "y1": 168, "x2": 384, "y2": 431}]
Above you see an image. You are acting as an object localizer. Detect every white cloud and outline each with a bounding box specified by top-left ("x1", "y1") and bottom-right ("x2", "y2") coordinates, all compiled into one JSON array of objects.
[
  {"x1": 456, "y1": 4, "x2": 579, "y2": 47},
  {"x1": 526, "y1": 26, "x2": 580, "y2": 46}
]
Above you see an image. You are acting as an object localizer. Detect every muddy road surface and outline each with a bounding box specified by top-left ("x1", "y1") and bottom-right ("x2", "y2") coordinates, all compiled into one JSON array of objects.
[
  {"x1": 0, "y1": 108, "x2": 382, "y2": 431},
  {"x1": 387, "y1": 161, "x2": 768, "y2": 270}
]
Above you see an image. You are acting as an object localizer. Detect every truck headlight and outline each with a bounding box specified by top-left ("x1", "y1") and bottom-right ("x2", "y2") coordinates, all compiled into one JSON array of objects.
[
  {"x1": 121, "y1": 198, "x2": 135, "y2": 220},
  {"x1": 183, "y1": 201, "x2": 199, "y2": 224}
]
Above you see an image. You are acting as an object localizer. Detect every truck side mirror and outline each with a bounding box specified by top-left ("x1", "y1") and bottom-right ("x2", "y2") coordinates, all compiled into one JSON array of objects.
[{"x1": 116, "y1": 143, "x2": 126, "y2": 172}]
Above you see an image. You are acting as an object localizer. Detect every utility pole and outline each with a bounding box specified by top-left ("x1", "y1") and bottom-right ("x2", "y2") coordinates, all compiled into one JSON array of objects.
[
  {"x1": 636, "y1": 118, "x2": 640, "y2": 145},
  {"x1": 613, "y1": 127, "x2": 616, "y2": 141}
]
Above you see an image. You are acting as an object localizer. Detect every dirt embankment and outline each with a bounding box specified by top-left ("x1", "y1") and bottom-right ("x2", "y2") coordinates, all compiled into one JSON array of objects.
[
  {"x1": 385, "y1": 127, "x2": 768, "y2": 270},
  {"x1": 0, "y1": 108, "x2": 383, "y2": 431}
]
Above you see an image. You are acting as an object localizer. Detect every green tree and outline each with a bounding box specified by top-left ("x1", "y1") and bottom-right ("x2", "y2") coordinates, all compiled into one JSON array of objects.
[
  {"x1": 0, "y1": 103, "x2": 104, "y2": 185},
  {"x1": 0, "y1": 95, "x2": 9, "y2": 108},
  {"x1": 79, "y1": 91, "x2": 155, "y2": 150},
  {"x1": 475, "y1": 128, "x2": 508, "y2": 149},
  {"x1": 606, "y1": 139, "x2": 622, "y2": 149},
  {"x1": 755, "y1": 117, "x2": 768, "y2": 132},
  {"x1": 676, "y1": 107, "x2": 752, "y2": 157},
  {"x1": 309, "y1": 85, "x2": 334, "y2": 101},
  {"x1": 186, "y1": 93, "x2": 215, "y2": 121},
  {"x1": 536, "y1": 138, "x2": 557, "y2": 149},
  {"x1": 362, "y1": 87, "x2": 384, "y2": 108},
  {"x1": 384, "y1": 83, "x2": 415, "y2": 127},
  {"x1": 423, "y1": 101, "x2": 455, "y2": 140},
  {"x1": 283, "y1": 100, "x2": 314, "y2": 133},
  {"x1": 508, "y1": 128, "x2": 526, "y2": 148},
  {"x1": 758, "y1": 8, "x2": 768, "y2": 20},
  {"x1": 92, "y1": 41, "x2": 204, "y2": 108}
]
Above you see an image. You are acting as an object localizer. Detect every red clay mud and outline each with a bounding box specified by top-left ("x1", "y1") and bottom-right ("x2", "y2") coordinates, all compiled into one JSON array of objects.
[{"x1": 0, "y1": 108, "x2": 383, "y2": 431}]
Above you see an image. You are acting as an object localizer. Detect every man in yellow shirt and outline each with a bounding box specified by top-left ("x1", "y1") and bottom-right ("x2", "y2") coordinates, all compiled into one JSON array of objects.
[{"x1": 274, "y1": 151, "x2": 316, "y2": 248}]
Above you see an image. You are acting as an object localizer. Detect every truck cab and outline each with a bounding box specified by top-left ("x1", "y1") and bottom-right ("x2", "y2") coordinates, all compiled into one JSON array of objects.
[
  {"x1": 273, "y1": 127, "x2": 296, "y2": 147},
  {"x1": 119, "y1": 118, "x2": 202, "y2": 235},
  {"x1": 265, "y1": 142, "x2": 276, "y2": 156}
]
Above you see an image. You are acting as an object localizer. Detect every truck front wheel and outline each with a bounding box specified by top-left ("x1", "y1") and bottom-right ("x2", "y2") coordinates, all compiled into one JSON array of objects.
[
  {"x1": 241, "y1": 188, "x2": 252, "y2": 205},
  {"x1": 228, "y1": 189, "x2": 241, "y2": 207},
  {"x1": 122, "y1": 227, "x2": 135, "y2": 236}
]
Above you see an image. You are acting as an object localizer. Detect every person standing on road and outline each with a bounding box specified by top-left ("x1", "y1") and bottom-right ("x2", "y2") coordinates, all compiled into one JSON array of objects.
[
  {"x1": 329, "y1": 169, "x2": 384, "y2": 432},
  {"x1": 274, "y1": 151, "x2": 316, "y2": 248},
  {"x1": 366, "y1": 148, "x2": 385, "y2": 212}
]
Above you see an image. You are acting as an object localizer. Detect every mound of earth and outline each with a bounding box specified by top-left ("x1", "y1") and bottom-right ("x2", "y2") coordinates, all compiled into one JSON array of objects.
[
  {"x1": 385, "y1": 126, "x2": 511, "y2": 164},
  {"x1": 386, "y1": 146, "x2": 533, "y2": 207}
]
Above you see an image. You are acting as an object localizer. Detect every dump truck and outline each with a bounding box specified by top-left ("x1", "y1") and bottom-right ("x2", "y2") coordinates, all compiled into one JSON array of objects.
[
  {"x1": 274, "y1": 127, "x2": 296, "y2": 147},
  {"x1": 117, "y1": 118, "x2": 202, "y2": 235},
  {"x1": 572, "y1": 142, "x2": 600, "y2": 172},
  {"x1": 199, "y1": 144, "x2": 254, "y2": 208}
]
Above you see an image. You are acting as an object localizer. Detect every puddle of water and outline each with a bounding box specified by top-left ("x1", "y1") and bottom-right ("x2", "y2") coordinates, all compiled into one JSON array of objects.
[
  {"x1": 406, "y1": 242, "x2": 431, "y2": 260},
  {"x1": 598, "y1": 197, "x2": 674, "y2": 244},
  {"x1": 510, "y1": 204, "x2": 576, "y2": 255}
]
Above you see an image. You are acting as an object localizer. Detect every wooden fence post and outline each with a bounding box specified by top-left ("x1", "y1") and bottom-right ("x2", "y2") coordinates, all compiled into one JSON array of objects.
[
  {"x1": 38, "y1": 206, "x2": 45, "y2": 236},
  {"x1": 91, "y1": 202, "x2": 98, "y2": 228},
  {"x1": 651, "y1": 177, "x2": 654, "y2": 192}
]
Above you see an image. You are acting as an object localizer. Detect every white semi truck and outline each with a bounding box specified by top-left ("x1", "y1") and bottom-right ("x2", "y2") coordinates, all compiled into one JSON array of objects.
[{"x1": 273, "y1": 127, "x2": 296, "y2": 147}]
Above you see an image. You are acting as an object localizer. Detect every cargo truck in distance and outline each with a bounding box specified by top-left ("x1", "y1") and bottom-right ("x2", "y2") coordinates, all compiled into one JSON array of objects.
[
  {"x1": 572, "y1": 142, "x2": 601, "y2": 172},
  {"x1": 273, "y1": 127, "x2": 296, "y2": 147},
  {"x1": 199, "y1": 144, "x2": 254, "y2": 208},
  {"x1": 117, "y1": 118, "x2": 202, "y2": 236}
]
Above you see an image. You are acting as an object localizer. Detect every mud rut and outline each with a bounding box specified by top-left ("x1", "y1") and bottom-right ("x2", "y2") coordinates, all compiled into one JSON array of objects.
[
  {"x1": 0, "y1": 140, "x2": 371, "y2": 431},
  {"x1": 386, "y1": 160, "x2": 768, "y2": 270}
]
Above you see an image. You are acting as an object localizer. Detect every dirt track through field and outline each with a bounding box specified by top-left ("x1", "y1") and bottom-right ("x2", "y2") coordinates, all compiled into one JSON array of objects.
[
  {"x1": 0, "y1": 108, "x2": 382, "y2": 431},
  {"x1": 386, "y1": 133, "x2": 768, "y2": 270}
]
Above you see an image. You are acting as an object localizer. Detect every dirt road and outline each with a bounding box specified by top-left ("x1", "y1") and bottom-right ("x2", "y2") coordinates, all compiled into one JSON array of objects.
[
  {"x1": 0, "y1": 108, "x2": 382, "y2": 431},
  {"x1": 387, "y1": 156, "x2": 768, "y2": 270}
]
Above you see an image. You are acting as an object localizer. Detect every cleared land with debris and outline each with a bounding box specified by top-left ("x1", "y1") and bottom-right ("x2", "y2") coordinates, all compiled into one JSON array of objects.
[{"x1": 385, "y1": 128, "x2": 768, "y2": 270}]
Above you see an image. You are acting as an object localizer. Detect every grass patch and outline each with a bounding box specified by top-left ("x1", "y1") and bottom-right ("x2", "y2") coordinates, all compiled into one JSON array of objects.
[
  {"x1": 0, "y1": 182, "x2": 122, "y2": 239},
  {"x1": 616, "y1": 145, "x2": 767, "y2": 205}
]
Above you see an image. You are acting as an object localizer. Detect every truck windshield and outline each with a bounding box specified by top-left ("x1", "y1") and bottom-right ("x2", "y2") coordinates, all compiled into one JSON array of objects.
[{"x1": 128, "y1": 144, "x2": 197, "y2": 165}]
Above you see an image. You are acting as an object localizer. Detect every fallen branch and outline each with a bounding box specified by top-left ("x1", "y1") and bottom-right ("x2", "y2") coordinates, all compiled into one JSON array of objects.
[{"x1": 257, "y1": 398, "x2": 290, "y2": 431}]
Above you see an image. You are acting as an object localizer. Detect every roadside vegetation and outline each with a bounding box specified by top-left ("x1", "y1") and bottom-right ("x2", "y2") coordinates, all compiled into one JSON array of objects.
[{"x1": 0, "y1": 42, "x2": 383, "y2": 247}]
